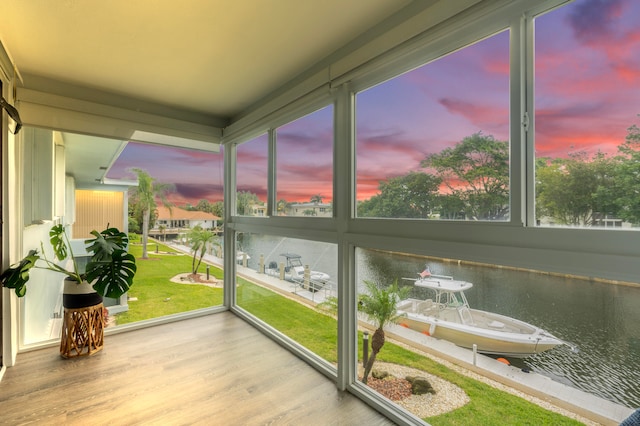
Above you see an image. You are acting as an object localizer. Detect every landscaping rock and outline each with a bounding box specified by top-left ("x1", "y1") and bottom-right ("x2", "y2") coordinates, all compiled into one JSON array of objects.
[
  {"x1": 406, "y1": 375, "x2": 436, "y2": 395},
  {"x1": 372, "y1": 369, "x2": 390, "y2": 379}
]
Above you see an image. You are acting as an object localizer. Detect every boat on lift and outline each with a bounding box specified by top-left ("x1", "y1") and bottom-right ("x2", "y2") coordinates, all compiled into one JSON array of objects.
[
  {"x1": 265, "y1": 253, "x2": 330, "y2": 292},
  {"x1": 397, "y1": 269, "x2": 565, "y2": 357}
]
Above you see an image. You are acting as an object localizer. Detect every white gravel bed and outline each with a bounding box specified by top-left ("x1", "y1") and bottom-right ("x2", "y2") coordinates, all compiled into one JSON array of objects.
[{"x1": 374, "y1": 361, "x2": 470, "y2": 418}]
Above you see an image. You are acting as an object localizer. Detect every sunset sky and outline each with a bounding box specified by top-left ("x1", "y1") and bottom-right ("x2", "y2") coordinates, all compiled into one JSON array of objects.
[{"x1": 108, "y1": 0, "x2": 640, "y2": 206}]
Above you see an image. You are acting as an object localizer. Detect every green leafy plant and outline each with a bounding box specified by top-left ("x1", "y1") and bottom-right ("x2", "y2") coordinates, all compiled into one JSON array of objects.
[
  {"x1": 318, "y1": 279, "x2": 410, "y2": 384},
  {"x1": 359, "y1": 279, "x2": 410, "y2": 384},
  {"x1": 187, "y1": 225, "x2": 219, "y2": 275},
  {"x1": 1, "y1": 224, "x2": 136, "y2": 298}
]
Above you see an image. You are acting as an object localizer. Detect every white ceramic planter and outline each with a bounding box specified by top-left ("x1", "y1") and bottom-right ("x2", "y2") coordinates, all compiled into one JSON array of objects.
[{"x1": 62, "y1": 278, "x2": 103, "y2": 309}]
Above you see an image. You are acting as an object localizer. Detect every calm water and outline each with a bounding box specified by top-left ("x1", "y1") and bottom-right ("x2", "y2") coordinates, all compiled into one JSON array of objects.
[{"x1": 238, "y1": 234, "x2": 640, "y2": 408}]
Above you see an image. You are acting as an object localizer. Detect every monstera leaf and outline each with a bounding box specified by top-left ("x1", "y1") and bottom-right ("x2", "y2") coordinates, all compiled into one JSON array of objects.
[
  {"x1": 0, "y1": 249, "x2": 39, "y2": 297},
  {"x1": 85, "y1": 228, "x2": 136, "y2": 298},
  {"x1": 49, "y1": 224, "x2": 69, "y2": 261},
  {"x1": 84, "y1": 227, "x2": 129, "y2": 262},
  {"x1": 86, "y1": 249, "x2": 137, "y2": 298}
]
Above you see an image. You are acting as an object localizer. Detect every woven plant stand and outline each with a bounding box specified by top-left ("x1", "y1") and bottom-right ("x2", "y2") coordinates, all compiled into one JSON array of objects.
[{"x1": 60, "y1": 303, "x2": 105, "y2": 358}]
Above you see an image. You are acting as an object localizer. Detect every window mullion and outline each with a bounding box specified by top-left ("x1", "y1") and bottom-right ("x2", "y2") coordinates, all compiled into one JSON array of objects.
[
  {"x1": 267, "y1": 128, "x2": 276, "y2": 217},
  {"x1": 523, "y1": 12, "x2": 536, "y2": 227}
]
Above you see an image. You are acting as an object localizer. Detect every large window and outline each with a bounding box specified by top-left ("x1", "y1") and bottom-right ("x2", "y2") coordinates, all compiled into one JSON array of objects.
[
  {"x1": 534, "y1": 0, "x2": 640, "y2": 228},
  {"x1": 356, "y1": 31, "x2": 510, "y2": 221},
  {"x1": 227, "y1": 1, "x2": 639, "y2": 423},
  {"x1": 276, "y1": 105, "x2": 334, "y2": 217}
]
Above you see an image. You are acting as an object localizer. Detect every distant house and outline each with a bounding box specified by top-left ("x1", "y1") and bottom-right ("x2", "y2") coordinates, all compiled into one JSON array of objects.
[
  {"x1": 249, "y1": 203, "x2": 267, "y2": 217},
  {"x1": 288, "y1": 202, "x2": 332, "y2": 217},
  {"x1": 153, "y1": 205, "x2": 221, "y2": 232}
]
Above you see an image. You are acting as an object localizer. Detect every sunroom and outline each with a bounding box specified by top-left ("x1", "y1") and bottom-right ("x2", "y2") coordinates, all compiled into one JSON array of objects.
[{"x1": 1, "y1": 1, "x2": 639, "y2": 425}]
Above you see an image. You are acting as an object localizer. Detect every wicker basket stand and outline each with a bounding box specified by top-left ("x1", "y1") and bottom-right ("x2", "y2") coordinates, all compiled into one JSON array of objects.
[
  {"x1": 60, "y1": 279, "x2": 105, "y2": 358},
  {"x1": 60, "y1": 302, "x2": 105, "y2": 358}
]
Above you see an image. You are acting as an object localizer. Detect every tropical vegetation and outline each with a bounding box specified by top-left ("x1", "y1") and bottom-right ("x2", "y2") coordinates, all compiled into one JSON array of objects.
[
  {"x1": 358, "y1": 279, "x2": 410, "y2": 384},
  {"x1": 128, "y1": 168, "x2": 175, "y2": 258},
  {"x1": 187, "y1": 225, "x2": 220, "y2": 274}
]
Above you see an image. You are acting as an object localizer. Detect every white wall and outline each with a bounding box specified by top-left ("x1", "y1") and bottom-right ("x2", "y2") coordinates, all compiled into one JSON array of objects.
[{"x1": 21, "y1": 224, "x2": 65, "y2": 346}]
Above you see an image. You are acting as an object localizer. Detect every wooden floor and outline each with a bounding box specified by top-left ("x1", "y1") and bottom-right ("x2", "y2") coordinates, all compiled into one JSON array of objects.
[{"x1": 1, "y1": 312, "x2": 395, "y2": 426}]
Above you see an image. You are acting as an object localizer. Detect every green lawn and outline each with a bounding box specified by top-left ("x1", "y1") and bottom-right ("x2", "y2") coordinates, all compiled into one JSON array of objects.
[
  {"x1": 115, "y1": 242, "x2": 223, "y2": 324},
  {"x1": 237, "y1": 280, "x2": 582, "y2": 425},
  {"x1": 120, "y1": 240, "x2": 583, "y2": 425}
]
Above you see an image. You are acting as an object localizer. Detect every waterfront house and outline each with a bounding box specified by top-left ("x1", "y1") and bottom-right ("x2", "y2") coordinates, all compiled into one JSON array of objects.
[{"x1": 152, "y1": 205, "x2": 221, "y2": 236}]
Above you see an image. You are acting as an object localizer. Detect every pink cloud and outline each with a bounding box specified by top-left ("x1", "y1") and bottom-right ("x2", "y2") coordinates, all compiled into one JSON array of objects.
[{"x1": 438, "y1": 98, "x2": 508, "y2": 136}]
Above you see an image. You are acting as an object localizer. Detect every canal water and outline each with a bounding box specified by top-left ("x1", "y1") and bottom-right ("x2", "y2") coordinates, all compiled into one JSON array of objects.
[{"x1": 237, "y1": 233, "x2": 640, "y2": 409}]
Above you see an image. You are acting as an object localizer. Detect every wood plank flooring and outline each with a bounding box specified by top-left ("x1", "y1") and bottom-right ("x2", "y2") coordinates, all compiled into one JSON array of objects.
[{"x1": 1, "y1": 312, "x2": 395, "y2": 426}]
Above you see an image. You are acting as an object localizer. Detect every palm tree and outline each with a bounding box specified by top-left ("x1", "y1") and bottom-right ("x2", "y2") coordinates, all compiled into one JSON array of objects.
[
  {"x1": 276, "y1": 199, "x2": 290, "y2": 215},
  {"x1": 310, "y1": 194, "x2": 324, "y2": 204},
  {"x1": 130, "y1": 168, "x2": 174, "y2": 259},
  {"x1": 188, "y1": 226, "x2": 219, "y2": 275},
  {"x1": 359, "y1": 279, "x2": 410, "y2": 384}
]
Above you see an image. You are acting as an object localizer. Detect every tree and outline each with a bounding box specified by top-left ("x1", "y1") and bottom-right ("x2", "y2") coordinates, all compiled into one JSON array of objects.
[
  {"x1": 195, "y1": 199, "x2": 212, "y2": 213},
  {"x1": 422, "y1": 133, "x2": 509, "y2": 220},
  {"x1": 359, "y1": 279, "x2": 410, "y2": 384},
  {"x1": 128, "y1": 216, "x2": 140, "y2": 234},
  {"x1": 435, "y1": 194, "x2": 466, "y2": 220},
  {"x1": 615, "y1": 123, "x2": 640, "y2": 225},
  {"x1": 310, "y1": 194, "x2": 324, "y2": 204},
  {"x1": 210, "y1": 201, "x2": 224, "y2": 218},
  {"x1": 276, "y1": 199, "x2": 290, "y2": 216},
  {"x1": 357, "y1": 172, "x2": 441, "y2": 218},
  {"x1": 237, "y1": 191, "x2": 261, "y2": 216},
  {"x1": 187, "y1": 225, "x2": 219, "y2": 275},
  {"x1": 536, "y1": 152, "x2": 619, "y2": 226},
  {"x1": 129, "y1": 168, "x2": 175, "y2": 259}
]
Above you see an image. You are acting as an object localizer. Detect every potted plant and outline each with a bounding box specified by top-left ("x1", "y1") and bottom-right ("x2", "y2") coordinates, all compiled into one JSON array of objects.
[{"x1": 1, "y1": 224, "x2": 137, "y2": 357}]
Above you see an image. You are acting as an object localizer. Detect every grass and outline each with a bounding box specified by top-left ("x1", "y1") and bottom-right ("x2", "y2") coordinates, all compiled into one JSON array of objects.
[
  {"x1": 237, "y1": 278, "x2": 338, "y2": 360},
  {"x1": 120, "y1": 240, "x2": 583, "y2": 425},
  {"x1": 115, "y1": 242, "x2": 223, "y2": 324},
  {"x1": 238, "y1": 280, "x2": 583, "y2": 425}
]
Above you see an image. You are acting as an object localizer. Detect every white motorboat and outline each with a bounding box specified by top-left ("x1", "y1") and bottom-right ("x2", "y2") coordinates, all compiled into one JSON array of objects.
[
  {"x1": 397, "y1": 271, "x2": 564, "y2": 357},
  {"x1": 265, "y1": 253, "x2": 330, "y2": 292},
  {"x1": 236, "y1": 251, "x2": 251, "y2": 263}
]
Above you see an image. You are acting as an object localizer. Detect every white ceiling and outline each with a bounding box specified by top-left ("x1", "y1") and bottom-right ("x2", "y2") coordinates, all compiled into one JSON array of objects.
[
  {"x1": 62, "y1": 132, "x2": 131, "y2": 188},
  {"x1": 0, "y1": 0, "x2": 412, "y2": 121}
]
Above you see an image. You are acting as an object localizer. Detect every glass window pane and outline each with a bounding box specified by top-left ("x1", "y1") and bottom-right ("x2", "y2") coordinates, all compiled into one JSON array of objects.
[
  {"x1": 276, "y1": 105, "x2": 334, "y2": 217},
  {"x1": 356, "y1": 31, "x2": 510, "y2": 220},
  {"x1": 534, "y1": 0, "x2": 640, "y2": 228},
  {"x1": 236, "y1": 133, "x2": 268, "y2": 216},
  {"x1": 355, "y1": 247, "x2": 640, "y2": 412},
  {"x1": 236, "y1": 233, "x2": 338, "y2": 364}
]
